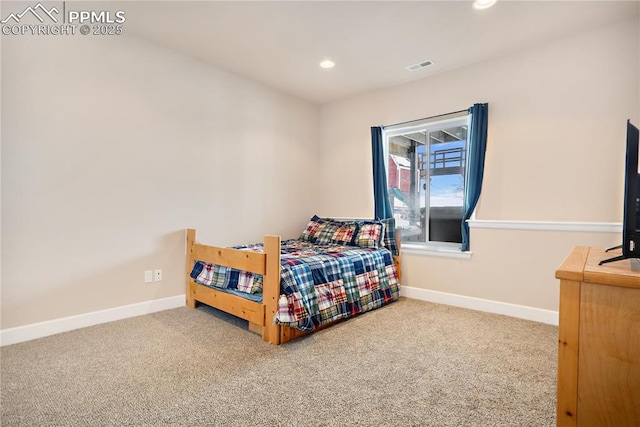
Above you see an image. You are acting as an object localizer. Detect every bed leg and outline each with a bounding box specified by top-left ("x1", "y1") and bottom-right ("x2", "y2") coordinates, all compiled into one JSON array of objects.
[
  {"x1": 262, "y1": 235, "x2": 281, "y2": 345},
  {"x1": 186, "y1": 285, "x2": 196, "y2": 309},
  {"x1": 186, "y1": 229, "x2": 196, "y2": 309},
  {"x1": 280, "y1": 325, "x2": 307, "y2": 344},
  {"x1": 248, "y1": 322, "x2": 263, "y2": 335}
]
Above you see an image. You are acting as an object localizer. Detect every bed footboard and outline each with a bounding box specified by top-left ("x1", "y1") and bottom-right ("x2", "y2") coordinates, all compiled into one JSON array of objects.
[{"x1": 185, "y1": 229, "x2": 283, "y2": 344}]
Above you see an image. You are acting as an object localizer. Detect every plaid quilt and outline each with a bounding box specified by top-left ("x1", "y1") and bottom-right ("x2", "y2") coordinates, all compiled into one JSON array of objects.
[
  {"x1": 191, "y1": 244, "x2": 265, "y2": 294},
  {"x1": 190, "y1": 240, "x2": 400, "y2": 332}
]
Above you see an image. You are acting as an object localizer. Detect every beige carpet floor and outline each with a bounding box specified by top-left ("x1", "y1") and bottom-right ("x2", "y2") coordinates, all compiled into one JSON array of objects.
[{"x1": 1, "y1": 297, "x2": 557, "y2": 426}]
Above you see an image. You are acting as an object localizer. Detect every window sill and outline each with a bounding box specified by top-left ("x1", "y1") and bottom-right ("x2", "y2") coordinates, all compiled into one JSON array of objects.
[{"x1": 401, "y1": 244, "x2": 472, "y2": 259}]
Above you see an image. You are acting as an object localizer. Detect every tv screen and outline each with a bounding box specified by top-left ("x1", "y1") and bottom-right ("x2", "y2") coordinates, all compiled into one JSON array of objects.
[{"x1": 601, "y1": 119, "x2": 640, "y2": 265}]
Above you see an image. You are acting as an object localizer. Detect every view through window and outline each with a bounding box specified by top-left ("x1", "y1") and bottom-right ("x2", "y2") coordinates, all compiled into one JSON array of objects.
[{"x1": 386, "y1": 114, "x2": 470, "y2": 246}]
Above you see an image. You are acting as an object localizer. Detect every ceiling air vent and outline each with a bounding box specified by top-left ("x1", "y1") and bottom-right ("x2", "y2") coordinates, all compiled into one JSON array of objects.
[{"x1": 406, "y1": 60, "x2": 434, "y2": 72}]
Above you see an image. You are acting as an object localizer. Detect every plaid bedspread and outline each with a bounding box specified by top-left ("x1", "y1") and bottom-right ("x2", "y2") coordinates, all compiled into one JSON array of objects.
[{"x1": 190, "y1": 240, "x2": 400, "y2": 332}]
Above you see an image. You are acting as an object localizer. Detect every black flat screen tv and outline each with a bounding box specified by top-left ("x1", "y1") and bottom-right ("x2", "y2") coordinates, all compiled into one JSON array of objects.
[{"x1": 600, "y1": 119, "x2": 640, "y2": 265}]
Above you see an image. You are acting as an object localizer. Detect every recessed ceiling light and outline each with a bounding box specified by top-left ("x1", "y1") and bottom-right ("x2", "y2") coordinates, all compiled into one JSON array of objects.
[
  {"x1": 320, "y1": 60, "x2": 335, "y2": 69},
  {"x1": 473, "y1": 0, "x2": 497, "y2": 10}
]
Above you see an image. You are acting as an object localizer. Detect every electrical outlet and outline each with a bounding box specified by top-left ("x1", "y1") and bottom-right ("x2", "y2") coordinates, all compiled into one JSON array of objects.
[
  {"x1": 144, "y1": 270, "x2": 153, "y2": 283},
  {"x1": 154, "y1": 269, "x2": 162, "y2": 282}
]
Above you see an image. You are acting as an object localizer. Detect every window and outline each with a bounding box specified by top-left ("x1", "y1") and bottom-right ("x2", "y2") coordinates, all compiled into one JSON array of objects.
[{"x1": 385, "y1": 113, "x2": 470, "y2": 248}]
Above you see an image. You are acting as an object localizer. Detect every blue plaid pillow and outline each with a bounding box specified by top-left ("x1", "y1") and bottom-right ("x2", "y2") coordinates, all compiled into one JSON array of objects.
[
  {"x1": 353, "y1": 221, "x2": 385, "y2": 249},
  {"x1": 378, "y1": 217, "x2": 399, "y2": 256},
  {"x1": 314, "y1": 221, "x2": 342, "y2": 245},
  {"x1": 311, "y1": 219, "x2": 359, "y2": 245},
  {"x1": 331, "y1": 222, "x2": 358, "y2": 245},
  {"x1": 300, "y1": 215, "x2": 325, "y2": 242}
]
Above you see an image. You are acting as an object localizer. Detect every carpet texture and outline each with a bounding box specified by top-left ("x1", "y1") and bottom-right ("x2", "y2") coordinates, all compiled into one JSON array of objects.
[{"x1": 1, "y1": 298, "x2": 557, "y2": 426}]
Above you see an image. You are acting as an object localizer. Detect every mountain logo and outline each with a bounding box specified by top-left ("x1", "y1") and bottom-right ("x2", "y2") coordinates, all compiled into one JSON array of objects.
[{"x1": 1, "y1": 2, "x2": 60, "y2": 24}]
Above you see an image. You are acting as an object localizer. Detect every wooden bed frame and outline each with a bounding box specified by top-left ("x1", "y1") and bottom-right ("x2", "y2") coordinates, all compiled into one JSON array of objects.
[{"x1": 185, "y1": 228, "x2": 401, "y2": 345}]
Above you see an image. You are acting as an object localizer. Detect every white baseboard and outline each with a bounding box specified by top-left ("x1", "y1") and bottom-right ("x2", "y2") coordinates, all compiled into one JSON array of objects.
[
  {"x1": 400, "y1": 286, "x2": 559, "y2": 326},
  {"x1": 0, "y1": 295, "x2": 186, "y2": 347},
  {"x1": 1, "y1": 289, "x2": 557, "y2": 346}
]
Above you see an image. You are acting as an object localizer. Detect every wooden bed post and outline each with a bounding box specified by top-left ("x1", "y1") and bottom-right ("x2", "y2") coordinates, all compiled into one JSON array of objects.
[
  {"x1": 186, "y1": 229, "x2": 196, "y2": 309},
  {"x1": 262, "y1": 235, "x2": 281, "y2": 345},
  {"x1": 394, "y1": 229, "x2": 402, "y2": 284}
]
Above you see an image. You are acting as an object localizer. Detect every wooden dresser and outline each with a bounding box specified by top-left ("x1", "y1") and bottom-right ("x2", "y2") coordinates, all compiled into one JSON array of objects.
[{"x1": 555, "y1": 246, "x2": 640, "y2": 426}]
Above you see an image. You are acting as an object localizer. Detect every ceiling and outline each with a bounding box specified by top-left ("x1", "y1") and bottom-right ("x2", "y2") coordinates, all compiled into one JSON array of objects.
[{"x1": 114, "y1": 0, "x2": 638, "y2": 105}]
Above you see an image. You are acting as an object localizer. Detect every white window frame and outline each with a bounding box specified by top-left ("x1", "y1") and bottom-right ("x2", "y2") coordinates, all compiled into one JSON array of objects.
[{"x1": 384, "y1": 113, "x2": 471, "y2": 255}]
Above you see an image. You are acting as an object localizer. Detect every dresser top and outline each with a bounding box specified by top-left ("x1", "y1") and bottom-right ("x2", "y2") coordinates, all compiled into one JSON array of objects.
[{"x1": 556, "y1": 246, "x2": 640, "y2": 289}]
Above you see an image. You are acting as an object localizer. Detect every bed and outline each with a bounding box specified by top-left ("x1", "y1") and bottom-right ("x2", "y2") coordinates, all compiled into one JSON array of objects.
[{"x1": 185, "y1": 216, "x2": 402, "y2": 345}]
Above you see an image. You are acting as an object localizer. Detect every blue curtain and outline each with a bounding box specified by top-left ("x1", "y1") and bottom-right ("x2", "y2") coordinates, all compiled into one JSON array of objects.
[
  {"x1": 461, "y1": 103, "x2": 489, "y2": 251},
  {"x1": 371, "y1": 126, "x2": 393, "y2": 219}
]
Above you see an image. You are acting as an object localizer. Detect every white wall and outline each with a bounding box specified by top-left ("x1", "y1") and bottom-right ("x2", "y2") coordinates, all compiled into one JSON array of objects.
[
  {"x1": 318, "y1": 18, "x2": 639, "y2": 312},
  {"x1": 1, "y1": 33, "x2": 320, "y2": 329}
]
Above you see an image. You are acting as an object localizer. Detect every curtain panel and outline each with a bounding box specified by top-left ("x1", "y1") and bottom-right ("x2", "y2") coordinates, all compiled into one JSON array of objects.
[
  {"x1": 371, "y1": 126, "x2": 393, "y2": 219},
  {"x1": 461, "y1": 103, "x2": 489, "y2": 251}
]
